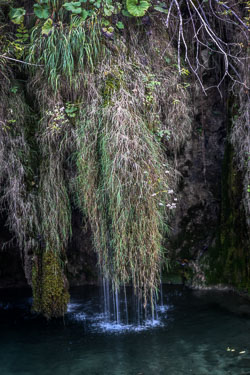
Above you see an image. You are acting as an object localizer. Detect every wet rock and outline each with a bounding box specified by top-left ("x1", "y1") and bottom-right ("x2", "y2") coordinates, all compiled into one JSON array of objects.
[{"x1": 170, "y1": 86, "x2": 226, "y2": 260}]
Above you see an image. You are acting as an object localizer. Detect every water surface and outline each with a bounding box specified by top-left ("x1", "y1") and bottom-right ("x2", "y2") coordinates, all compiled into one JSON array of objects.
[{"x1": 0, "y1": 286, "x2": 250, "y2": 375}]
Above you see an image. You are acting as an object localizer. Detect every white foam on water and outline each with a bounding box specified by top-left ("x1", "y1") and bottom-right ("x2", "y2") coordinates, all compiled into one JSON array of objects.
[
  {"x1": 92, "y1": 318, "x2": 163, "y2": 333},
  {"x1": 91, "y1": 312, "x2": 107, "y2": 321},
  {"x1": 157, "y1": 304, "x2": 173, "y2": 313},
  {"x1": 67, "y1": 303, "x2": 83, "y2": 313},
  {"x1": 67, "y1": 301, "x2": 167, "y2": 334},
  {"x1": 94, "y1": 322, "x2": 132, "y2": 332},
  {"x1": 71, "y1": 312, "x2": 87, "y2": 321}
]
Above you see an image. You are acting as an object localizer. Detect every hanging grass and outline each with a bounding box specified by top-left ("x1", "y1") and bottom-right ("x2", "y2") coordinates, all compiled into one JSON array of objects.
[
  {"x1": 76, "y1": 20, "x2": 191, "y2": 306},
  {"x1": 37, "y1": 97, "x2": 74, "y2": 250},
  {"x1": 26, "y1": 14, "x2": 191, "y2": 312},
  {"x1": 0, "y1": 77, "x2": 39, "y2": 283},
  {"x1": 1, "y1": 11, "x2": 191, "y2": 316},
  {"x1": 25, "y1": 15, "x2": 105, "y2": 318},
  {"x1": 29, "y1": 91, "x2": 75, "y2": 316},
  {"x1": 28, "y1": 15, "x2": 104, "y2": 92}
]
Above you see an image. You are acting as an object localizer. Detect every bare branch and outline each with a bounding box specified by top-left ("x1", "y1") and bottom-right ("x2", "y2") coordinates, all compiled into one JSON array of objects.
[
  {"x1": 0, "y1": 54, "x2": 44, "y2": 67},
  {"x1": 214, "y1": 0, "x2": 249, "y2": 30}
]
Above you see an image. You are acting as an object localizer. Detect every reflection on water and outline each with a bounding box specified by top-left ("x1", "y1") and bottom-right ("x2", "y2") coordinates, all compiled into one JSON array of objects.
[{"x1": 0, "y1": 285, "x2": 250, "y2": 375}]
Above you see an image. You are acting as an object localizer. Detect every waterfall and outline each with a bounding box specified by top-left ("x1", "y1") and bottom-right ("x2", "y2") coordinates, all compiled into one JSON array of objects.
[{"x1": 101, "y1": 277, "x2": 163, "y2": 326}]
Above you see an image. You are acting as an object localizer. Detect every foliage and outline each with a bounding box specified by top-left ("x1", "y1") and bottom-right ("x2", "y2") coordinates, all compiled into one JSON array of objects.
[
  {"x1": 0, "y1": 20, "x2": 74, "y2": 317},
  {"x1": 8, "y1": 7, "x2": 26, "y2": 24},
  {"x1": 153, "y1": 3, "x2": 167, "y2": 14},
  {"x1": 41, "y1": 18, "x2": 53, "y2": 36},
  {"x1": 63, "y1": 2, "x2": 83, "y2": 14},
  {"x1": 5, "y1": 1, "x2": 249, "y2": 92},
  {"x1": 1, "y1": 8, "x2": 192, "y2": 315},
  {"x1": 75, "y1": 20, "x2": 190, "y2": 307},
  {"x1": 28, "y1": 16, "x2": 103, "y2": 91},
  {"x1": 0, "y1": 0, "x2": 248, "y2": 317},
  {"x1": 0, "y1": 78, "x2": 39, "y2": 283},
  {"x1": 10, "y1": 23, "x2": 29, "y2": 59},
  {"x1": 34, "y1": 3, "x2": 50, "y2": 19},
  {"x1": 126, "y1": 0, "x2": 150, "y2": 17}
]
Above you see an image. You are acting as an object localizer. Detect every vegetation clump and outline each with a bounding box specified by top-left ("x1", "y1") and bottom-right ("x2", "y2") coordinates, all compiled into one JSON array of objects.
[
  {"x1": 32, "y1": 250, "x2": 69, "y2": 318},
  {"x1": 75, "y1": 19, "x2": 191, "y2": 306},
  {"x1": 0, "y1": 0, "x2": 248, "y2": 316}
]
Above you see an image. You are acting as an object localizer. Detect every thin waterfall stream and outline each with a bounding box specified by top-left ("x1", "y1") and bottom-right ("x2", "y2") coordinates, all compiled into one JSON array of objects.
[{"x1": 101, "y1": 277, "x2": 164, "y2": 327}]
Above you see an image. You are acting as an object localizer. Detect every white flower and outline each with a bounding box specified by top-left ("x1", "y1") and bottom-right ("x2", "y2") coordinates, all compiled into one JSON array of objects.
[
  {"x1": 166, "y1": 204, "x2": 171, "y2": 207},
  {"x1": 168, "y1": 189, "x2": 174, "y2": 194},
  {"x1": 174, "y1": 198, "x2": 177, "y2": 201},
  {"x1": 159, "y1": 203, "x2": 164, "y2": 206},
  {"x1": 151, "y1": 193, "x2": 157, "y2": 197},
  {"x1": 165, "y1": 170, "x2": 170, "y2": 174},
  {"x1": 60, "y1": 107, "x2": 65, "y2": 112}
]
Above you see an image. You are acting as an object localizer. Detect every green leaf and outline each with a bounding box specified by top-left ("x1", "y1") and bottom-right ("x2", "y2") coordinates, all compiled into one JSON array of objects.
[
  {"x1": 126, "y1": 0, "x2": 150, "y2": 17},
  {"x1": 34, "y1": 4, "x2": 50, "y2": 19},
  {"x1": 94, "y1": 0, "x2": 101, "y2": 8},
  {"x1": 103, "y1": 5, "x2": 114, "y2": 17},
  {"x1": 9, "y1": 7, "x2": 26, "y2": 24},
  {"x1": 154, "y1": 5, "x2": 168, "y2": 14},
  {"x1": 16, "y1": 25, "x2": 26, "y2": 32},
  {"x1": 116, "y1": 21, "x2": 124, "y2": 29},
  {"x1": 102, "y1": 19, "x2": 110, "y2": 26},
  {"x1": 81, "y1": 9, "x2": 89, "y2": 20},
  {"x1": 42, "y1": 18, "x2": 53, "y2": 36},
  {"x1": 121, "y1": 9, "x2": 132, "y2": 17},
  {"x1": 10, "y1": 86, "x2": 18, "y2": 94},
  {"x1": 63, "y1": 2, "x2": 82, "y2": 14},
  {"x1": 16, "y1": 33, "x2": 29, "y2": 41}
]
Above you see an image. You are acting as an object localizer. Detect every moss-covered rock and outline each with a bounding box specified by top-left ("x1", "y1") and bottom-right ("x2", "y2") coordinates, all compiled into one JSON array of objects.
[
  {"x1": 206, "y1": 140, "x2": 250, "y2": 292},
  {"x1": 32, "y1": 250, "x2": 69, "y2": 319}
]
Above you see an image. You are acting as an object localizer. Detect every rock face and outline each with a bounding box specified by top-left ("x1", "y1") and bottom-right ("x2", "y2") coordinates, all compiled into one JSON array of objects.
[
  {"x1": 66, "y1": 210, "x2": 98, "y2": 286},
  {"x1": 169, "y1": 83, "x2": 249, "y2": 291},
  {"x1": 170, "y1": 86, "x2": 226, "y2": 261},
  {"x1": 0, "y1": 215, "x2": 27, "y2": 288}
]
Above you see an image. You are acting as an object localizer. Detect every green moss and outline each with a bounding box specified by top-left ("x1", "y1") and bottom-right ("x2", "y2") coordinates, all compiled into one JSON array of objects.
[
  {"x1": 206, "y1": 139, "x2": 250, "y2": 292},
  {"x1": 32, "y1": 250, "x2": 69, "y2": 319},
  {"x1": 102, "y1": 72, "x2": 122, "y2": 107}
]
